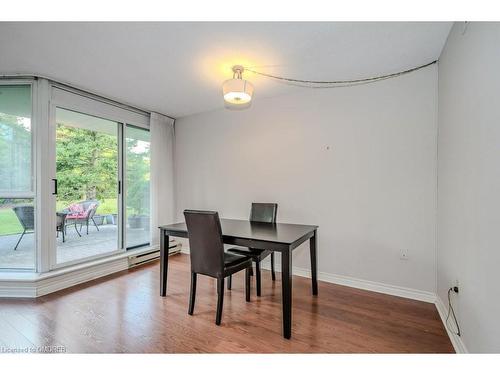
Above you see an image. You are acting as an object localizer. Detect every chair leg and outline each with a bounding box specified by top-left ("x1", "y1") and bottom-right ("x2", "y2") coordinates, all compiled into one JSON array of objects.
[
  {"x1": 271, "y1": 252, "x2": 276, "y2": 281},
  {"x1": 249, "y1": 265, "x2": 254, "y2": 276},
  {"x1": 14, "y1": 229, "x2": 26, "y2": 250},
  {"x1": 86, "y1": 221, "x2": 89, "y2": 235},
  {"x1": 75, "y1": 223, "x2": 82, "y2": 237},
  {"x1": 216, "y1": 278, "x2": 224, "y2": 325},
  {"x1": 62, "y1": 228, "x2": 65, "y2": 243},
  {"x1": 227, "y1": 275, "x2": 232, "y2": 290},
  {"x1": 256, "y1": 260, "x2": 262, "y2": 297},
  {"x1": 188, "y1": 272, "x2": 197, "y2": 315},
  {"x1": 245, "y1": 267, "x2": 251, "y2": 302},
  {"x1": 92, "y1": 217, "x2": 100, "y2": 231}
]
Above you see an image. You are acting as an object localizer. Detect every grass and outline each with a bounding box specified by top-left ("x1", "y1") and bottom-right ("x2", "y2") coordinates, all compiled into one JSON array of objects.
[
  {"x1": 0, "y1": 209, "x2": 23, "y2": 236},
  {"x1": 0, "y1": 198, "x2": 119, "y2": 236}
]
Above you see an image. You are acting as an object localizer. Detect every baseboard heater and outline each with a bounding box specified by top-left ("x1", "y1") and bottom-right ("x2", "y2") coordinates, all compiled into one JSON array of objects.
[{"x1": 128, "y1": 240, "x2": 182, "y2": 267}]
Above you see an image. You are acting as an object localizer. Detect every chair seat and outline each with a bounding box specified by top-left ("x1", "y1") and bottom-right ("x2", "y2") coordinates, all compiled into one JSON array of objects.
[
  {"x1": 224, "y1": 251, "x2": 250, "y2": 267},
  {"x1": 66, "y1": 213, "x2": 87, "y2": 219},
  {"x1": 227, "y1": 246, "x2": 271, "y2": 261}
]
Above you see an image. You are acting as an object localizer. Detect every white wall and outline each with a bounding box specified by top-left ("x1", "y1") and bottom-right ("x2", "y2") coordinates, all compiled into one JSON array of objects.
[
  {"x1": 437, "y1": 22, "x2": 500, "y2": 353},
  {"x1": 174, "y1": 65, "x2": 438, "y2": 294}
]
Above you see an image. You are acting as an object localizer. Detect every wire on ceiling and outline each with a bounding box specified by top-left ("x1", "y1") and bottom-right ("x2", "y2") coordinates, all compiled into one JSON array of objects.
[{"x1": 244, "y1": 60, "x2": 437, "y2": 88}]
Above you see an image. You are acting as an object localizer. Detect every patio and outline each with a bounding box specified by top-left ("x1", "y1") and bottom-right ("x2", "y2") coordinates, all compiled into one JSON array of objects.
[{"x1": 0, "y1": 223, "x2": 150, "y2": 269}]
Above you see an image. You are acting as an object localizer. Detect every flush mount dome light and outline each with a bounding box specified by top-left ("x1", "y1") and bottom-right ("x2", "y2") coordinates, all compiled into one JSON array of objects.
[{"x1": 222, "y1": 65, "x2": 254, "y2": 110}]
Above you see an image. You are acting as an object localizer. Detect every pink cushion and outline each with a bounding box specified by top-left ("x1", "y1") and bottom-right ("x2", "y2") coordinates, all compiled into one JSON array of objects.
[
  {"x1": 67, "y1": 213, "x2": 86, "y2": 219},
  {"x1": 69, "y1": 203, "x2": 84, "y2": 213},
  {"x1": 67, "y1": 203, "x2": 86, "y2": 219}
]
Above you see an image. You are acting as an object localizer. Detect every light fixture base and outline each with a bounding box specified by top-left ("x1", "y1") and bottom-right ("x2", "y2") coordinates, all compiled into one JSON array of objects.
[{"x1": 232, "y1": 65, "x2": 244, "y2": 74}]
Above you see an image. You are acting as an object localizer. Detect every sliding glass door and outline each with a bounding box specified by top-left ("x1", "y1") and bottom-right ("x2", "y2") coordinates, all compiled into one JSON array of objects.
[
  {"x1": 47, "y1": 87, "x2": 152, "y2": 270},
  {"x1": 54, "y1": 108, "x2": 122, "y2": 266},
  {"x1": 125, "y1": 125, "x2": 151, "y2": 249}
]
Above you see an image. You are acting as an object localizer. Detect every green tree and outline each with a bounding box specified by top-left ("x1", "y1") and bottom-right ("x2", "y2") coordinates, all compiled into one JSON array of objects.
[
  {"x1": 56, "y1": 124, "x2": 118, "y2": 202},
  {"x1": 126, "y1": 137, "x2": 150, "y2": 216}
]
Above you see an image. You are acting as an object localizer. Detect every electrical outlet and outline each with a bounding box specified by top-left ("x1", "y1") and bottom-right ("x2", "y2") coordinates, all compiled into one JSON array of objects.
[{"x1": 400, "y1": 249, "x2": 409, "y2": 261}]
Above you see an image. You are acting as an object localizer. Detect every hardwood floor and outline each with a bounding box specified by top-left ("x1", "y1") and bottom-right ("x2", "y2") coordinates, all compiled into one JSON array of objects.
[{"x1": 0, "y1": 254, "x2": 454, "y2": 353}]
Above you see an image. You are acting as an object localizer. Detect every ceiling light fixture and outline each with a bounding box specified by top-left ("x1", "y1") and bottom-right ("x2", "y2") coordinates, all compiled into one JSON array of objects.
[{"x1": 222, "y1": 65, "x2": 254, "y2": 110}]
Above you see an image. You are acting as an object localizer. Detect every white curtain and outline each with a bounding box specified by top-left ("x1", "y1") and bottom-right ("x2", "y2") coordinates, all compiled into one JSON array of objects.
[{"x1": 150, "y1": 112, "x2": 175, "y2": 248}]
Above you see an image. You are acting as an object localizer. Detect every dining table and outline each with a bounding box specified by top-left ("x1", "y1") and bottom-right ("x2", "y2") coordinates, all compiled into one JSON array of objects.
[{"x1": 159, "y1": 218, "x2": 318, "y2": 339}]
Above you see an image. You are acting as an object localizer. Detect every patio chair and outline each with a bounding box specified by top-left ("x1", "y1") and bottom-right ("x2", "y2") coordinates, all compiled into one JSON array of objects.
[
  {"x1": 56, "y1": 212, "x2": 68, "y2": 242},
  {"x1": 65, "y1": 200, "x2": 100, "y2": 235},
  {"x1": 12, "y1": 205, "x2": 35, "y2": 250}
]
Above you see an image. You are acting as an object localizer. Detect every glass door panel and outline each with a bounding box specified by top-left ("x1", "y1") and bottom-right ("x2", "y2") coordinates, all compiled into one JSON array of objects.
[
  {"x1": 125, "y1": 125, "x2": 151, "y2": 249},
  {"x1": 0, "y1": 84, "x2": 35, "y2": 270},
  {"x1": 55, "y1": 108, "x2": 121, "y2": 265}
]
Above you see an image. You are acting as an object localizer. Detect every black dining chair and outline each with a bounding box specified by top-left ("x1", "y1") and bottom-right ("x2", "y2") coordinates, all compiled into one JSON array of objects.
[
  {"x1": 227, "y1": 203, "x2": 278, "y2": 296},
  {"x1": 184, "y1": 210, "x2": 253, "y2": 325}
]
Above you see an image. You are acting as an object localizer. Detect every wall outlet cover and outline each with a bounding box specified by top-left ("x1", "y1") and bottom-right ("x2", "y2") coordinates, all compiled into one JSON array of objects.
[{"x1": 400, "y1": 249, "x2": 409, "y2": 260}]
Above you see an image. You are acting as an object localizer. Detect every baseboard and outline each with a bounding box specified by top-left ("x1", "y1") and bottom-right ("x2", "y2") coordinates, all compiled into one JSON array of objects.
[
  {"x1": 259, "y1": 259, "x2": 435, "y2": 303},
  {"x1": 182, "y1": 246, "x2": 435, "y2": 303},
  {"x1": 36, "y1": 258, "x2": 130, "y2": 297},
  {"x1": 435, "y1": 296, "x2": 468, "y2": 353},
  {"x1": 0, "y1": 283, "x2": 37, "y2": 298},
  {"x1": 0, "y1": 243, "x2": 181, "y2": 298},
  {"x1": 0, "y1": 257, "x2": 130, "y2": 298}
]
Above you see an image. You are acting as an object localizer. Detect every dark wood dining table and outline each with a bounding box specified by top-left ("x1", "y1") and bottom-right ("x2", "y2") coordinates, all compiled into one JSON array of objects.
[{"x1": 159, "y1": 218, "x2": 318, "y2": 339}]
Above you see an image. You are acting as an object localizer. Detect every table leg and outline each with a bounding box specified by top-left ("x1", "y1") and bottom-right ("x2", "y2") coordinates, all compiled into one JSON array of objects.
[
  {"x1": 281, "y1": 249, "x2": 292, "y2": 339},
  {"x1": 160, "y1": 231, "x2": 169, "y2": 296},
  {"x1": 310, "y1": 230, "x2": 318, "y2": 295}
]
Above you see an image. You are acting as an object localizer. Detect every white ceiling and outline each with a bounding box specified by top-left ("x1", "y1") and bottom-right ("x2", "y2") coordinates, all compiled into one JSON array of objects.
[{"x1": 0, "y1": 22, "x2": 452, "y2": 118}]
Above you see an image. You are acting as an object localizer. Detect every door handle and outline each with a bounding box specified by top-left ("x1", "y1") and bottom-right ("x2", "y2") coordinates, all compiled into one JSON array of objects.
[
  {"x1": 118, "y1": 181, "x2": 121, "y2": 194},
  {"x1": 52, "y1": 178, "x2": 58, "y2": 195}
]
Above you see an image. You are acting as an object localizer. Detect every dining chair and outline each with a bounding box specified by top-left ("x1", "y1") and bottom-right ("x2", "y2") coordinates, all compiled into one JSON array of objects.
[
  {"x1": 184, "y1": 209, "x2": 253, "y2": 325},
  {"x1": 227, "y1": 203, "x2": 278, "y2": 296}
]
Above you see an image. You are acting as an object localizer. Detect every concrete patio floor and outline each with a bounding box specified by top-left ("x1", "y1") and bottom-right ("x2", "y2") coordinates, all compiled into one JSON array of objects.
[{"x1": 0, "y1": 224, "x2": 150, "y2": 269}]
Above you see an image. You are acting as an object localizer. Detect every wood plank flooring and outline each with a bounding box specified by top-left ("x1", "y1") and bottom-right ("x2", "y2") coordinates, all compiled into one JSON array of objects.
[{"x1": 0, "y1": 254, "x2": 454, "y2": 353}]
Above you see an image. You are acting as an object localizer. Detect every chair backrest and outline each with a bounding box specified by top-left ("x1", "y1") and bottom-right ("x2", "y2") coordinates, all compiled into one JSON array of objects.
[
  {"x1": 81, "y1": 200, "x2": 99, "y2": 210},
  {"x1": 80, "y1": 200, "x2": 98, "y2": 209},
  {"x1": 184, "y1": 210, "x2": 225, "y2": 278},
  {"x1": 69, "y1": 200, "x2": 100, "y2": 219},
  {"x1": 85, "y1": 203, "x2": 98, "y2": 219},
  {"x1": 12, "y1": 205, "x2": 35, "y2": 231},
  {"x1": 56, "y1": 213, "x2": 65, "y2": 228},
  {"x1": 250, "y1": 203, "x2": 278, "y2": 223}
]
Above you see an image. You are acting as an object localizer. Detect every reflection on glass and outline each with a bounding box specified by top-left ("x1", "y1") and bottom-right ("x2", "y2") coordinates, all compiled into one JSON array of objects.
[
  {"x1": 125, "y1": 125, "x2": 151, "y2": 249},
  {"x1": 0, "y1": 86, "x2": 32, "y2": 193},
  {"x1": 0, "y1": 85, "x2": 35, "y2": 269},
  {"x1": 55, "y1": 108, "x2": 119, "y2": 265}
]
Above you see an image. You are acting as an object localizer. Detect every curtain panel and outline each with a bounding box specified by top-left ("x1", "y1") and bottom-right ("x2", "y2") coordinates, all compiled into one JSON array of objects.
[{"x1": 150, "y1": 113, "x2": 175, "y2": 248}]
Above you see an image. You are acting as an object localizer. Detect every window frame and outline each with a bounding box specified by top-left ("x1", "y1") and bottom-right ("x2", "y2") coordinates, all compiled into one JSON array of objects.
[
  {"x1": 0, "y1": 76, "x2": 159, "y2": 281},
  {"x1": 0, "y1": 80, "x2": 37, "y2": 271}
]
